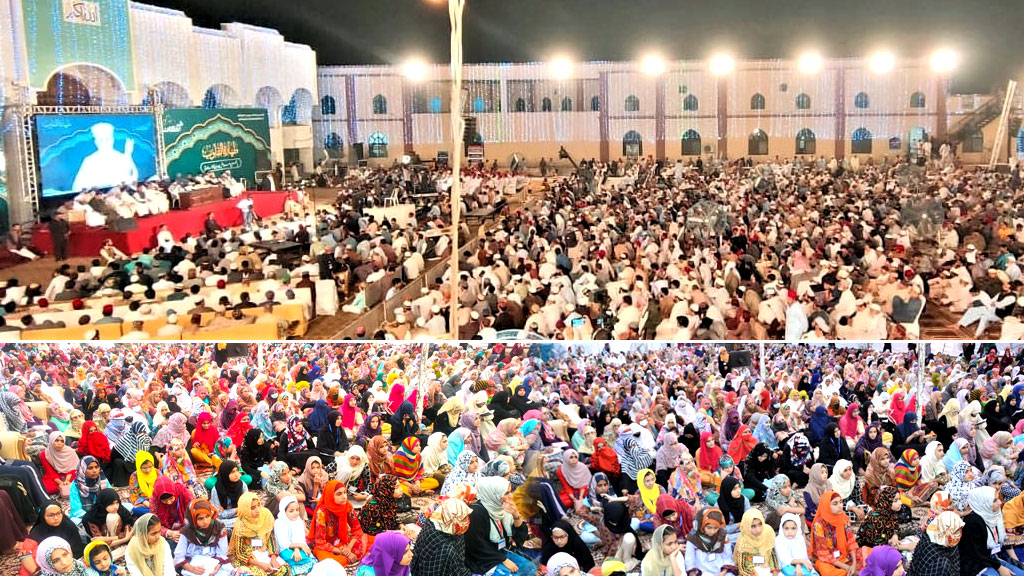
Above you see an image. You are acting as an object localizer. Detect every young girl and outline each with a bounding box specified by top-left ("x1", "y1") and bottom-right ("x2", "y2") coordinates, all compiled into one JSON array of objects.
[
  {"x1": 21, "y1": 501, "x2": 85, "y2": 576},
  {"x1": 126, "y1": 514, "x2": 175, "y2": 576},
  {"x1": 150, "y1": 477, "x2": 193, "y2": 543},
  {"x1": 308, "y1": 479, "x2": 372, "y2": 567},
  {"x1": 71, "y1": 456, "x2": 111, "y2": 520},
  {"x1": 358, "y1": 474, "x2": 402, "y2": 536},
  {"x1": 229, "y1": 493, "x2": 290, "y2": 576},
  {"x1": 83, "y1": 541, "x2": 127, "y2": 576},
  {"x1": 36, "y1": 536, "x2": 88, "y2": 576},
  {"x1": 684, "y1": 508, "x2": 734, "y2": 576},
  {"x1": 162, "y1": 439, "x2": 204, "y2": 496},
  {"x1": 173, "y1": 499, "x2": 231, "y2": 576},
  {"x1": 297, "y1": 457, "x2": 327, "y2": 518},
  {"x1": 273, "y1": 495, "x2": 318, "y2": 576},
  {"x1": 189, "y1": 413, "x2": 222, "y2": 473},
  {"x1": 210, "y1": 461, "x2": 248, "y2": 527},
  {"x1": 352, "y1": 531, "x2": 413, "y2": 576},
  {"x1": 734, "y1": 509, "x2": 779, "y2": 576},
  {"x1": 40, "y1": 432, "x2": 78, "y2": 497},
  {"x1": 342, "y1": 445, "x2": 373, "y2": 508},
  {"x1": 81, "y1": 489, "x2": 133, "y2": 558},
  {"x1": 128, "y1": 452, "x2": 158, "y2": 516},
  {"x1": 775, "y1": 513, "x2": 817, "y2": 576},
  {"x1": 764, "y1": 474, "x2": 806, "y2": 531},
  {"x1": 642, "y1": 525, "x2": 685, "y2": 576}
]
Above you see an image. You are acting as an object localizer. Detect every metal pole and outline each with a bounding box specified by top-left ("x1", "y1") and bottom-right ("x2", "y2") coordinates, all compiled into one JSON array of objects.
[
  {"x1": 416, "y1": 343, "x2": 430, "y2": 420},
  {"x1": 448, "y1": 0, "x2": 465, "y2": 339}
]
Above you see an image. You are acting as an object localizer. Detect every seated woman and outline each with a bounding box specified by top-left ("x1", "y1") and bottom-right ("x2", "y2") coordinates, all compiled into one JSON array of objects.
[
  {"x1": 263, "y1": 461, "x2": 305, "y2": 518},
  {"x1": 695, "y1": 432, "x2": 723, "y2": 487},
  {"x1": 779, "y1": 433, "x2": 812, "y2": 488},
  {"x1": 162, "y1": 438, "x2": 204, "y2": 496},
  {"x1": 274, "y1": 495, "x2": 318, "y2": 576},
  {"x1": 82, "y1": 489, "x2": 134, "y2": 558},
  {"x1": 150, "y1": 476, "x2": 193, "y2": 544},
  {"x1": 667, "y1": 449, "x2": 702, "y2": 505},
  {"x1": 128, "y1": 452, "x2": 158, "y2": 516},
  {"x1": 358, "y1": 474, "x2": 402, "y2": 536},
  {"x1": 352, "y1": 531, "x2": 413, "y2": 576},
  {"x1": 642, "y1": 525, "x2": 685, "y2": 576},
  {"x1": 775, "y1": 513, "x2": 818, "y2": 576},
  {"x1": 684, "y1": 508, "x2": 733, "y2": 576},
  {"x1": 84, "y1": 541, "x2": 127, "y2": 576},
  {"x1": 126, "y1": 514, "x2": 175, "y2": 576},
  {"x1": 742, "y1": 443, "x2": 776, "y2": 503},
  {"x1": 297, "y1": 457, "x2": 327, "y2": 518},
  {"x1": 420, "y1": 432, "x2": 451, "y2": 487},
  {"x1": 855, "y1": 486, "x2": 915, "y2": 553},
  {"x1": 464, "y1": 477, "x2": 536, "y2": 576},
  {"x1": 239, "y1": 430, "x2": 274, "y2": 489},
  {"x1": 764, "y1": 474, "x2": 807, "y2": 531},
  {"x1": 189, "y1": 413, "x2": 222, "y2": 474},
  {"x1": 70, "y1": 456, "x2": 111, "y2": 521},
  {"x1": 20, "y1": 501, "x2": 84, "y2": 576},
  {"x1": 556, "y1": 449, "x2": 591, "y2": 509},
  {"x1": 392, "y1": 437, "x2": 440, "y2": 496},
  {"x1": 343, "y1": 446, "x2": 374, "y2": 508},
  {"x1": 733, "y1": 509, "x2": 779, "y2": 576},
  {"x1": 907, "y1": 511, "x2": 963, "y2": 576},
  {"x1": 860, "y1": 546, "x2": 904, "y2": 576},
  {"x1": 828, "y1": 460, "x2": 868, "y2": 523},
  {"x1": 862, "y1": 447, "x2": 894, "y2": 509},
  {"x1": 317, "y1": 410, "x2": 350, "y2": 477},
  {"x1": 541, "y1": 519, "x2": 596, "y2": 575},
  {"x1": 918, "y1": 441, "x2": 949, "y2": 487},
  {"x1": 308, "y1": 479, "x2": 373, "y2": 567},
  {"x1": 487, "y1": 418, "x2": 529, "y2": 466},
  {"x1": 340, "y1": 395, "x2": 364, "y2": 441},
  {"x1": 718, "y1": 475, "x2": 750, "y2": 536},
  {"x1": 173, "y1": 499, "x2": 232, "y2": 576},
  {"x1": 946, "y1": 461, "x2": 978, "y2": 513},
  {"x1": 228, "y1": 493, "x2": 290, "y2": 576},
  {"x1": 809, "y1": 491, "x2": 861, "y2": 576},
  {"x1": 35, "y1": 536, "x2": 89, "y2": 576},
  {"x1": 40, "y1": 432, "x2": 78, "y2": 498},
  {"x1": 960, "y1": 485, "x2": 1024, "y2": 576},
  {"x1": 892, "y1": 448, "x2": 939, "y2": 507},
  {"x1": 409, "y1": 497, "x2": 472, "y2": 576},
  {"x1": 210, "y1": 460, "x2": 248, "y2": 528},
  {"x1": 440, "y1": 451, "x2": 482, "y2": 497},
  {"x1": 109, "y1": 421, "x2": 153, "y2": 487},
  {"x1": 803, "y1": 464, "x2": 832, "y2": 521},
  {"x1": 390, "y1": 401, "x2": 420, "y2": 446},
  {"x1": 816, "y1": 424, "x2": 851, "y2": 471}
]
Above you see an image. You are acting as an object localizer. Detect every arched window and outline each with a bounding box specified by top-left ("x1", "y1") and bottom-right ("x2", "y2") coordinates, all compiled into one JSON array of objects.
[
  {"x1": 515, "y1": 98, "x2": 526, "y2": 112},
  {"x1": 795, "y1": 93, "x2": 811, "y2": 110},
  {"x1": 591, "y1": 95, "x2": 600, "y2": 112},
  {"x1": 889, "y1": 137, "x2": 902, "y2": 151},
  {"x1": 963, "y1": 128, "x2": 984, "y2": 153},
  {"x1": 325, "y1": 133, "x2": 343, "y2": 150},
  {"x1": 321, "y1": 95, "x2": 336, "y2": 116},
  {"x1": 541, "y1": 97, "x2": 552, "y2": 112},
  {"x1": 796, "y1": 128, "x2": 816, "y2": 155},
  {"x1": 281, "y1": 102, "x2": 297, "y2": 125},
  {"x1": 201, "y1": 89, "x2": 218, "y2": 109},
  {"x1": 623, "y1": 130, "x2": 642, "y2": 158},
  {"x1": 625, "y1": 95, "x2": 640, "y2": 112},
  {"x1": 429, "y1": 96, "x2": 442, "y2": 113},
  {"x1": 473, "y1": 97, "x2": 486, "y2": 113},
  {"x1": 748, "y1": 129, "x2": 768, "y2": 155},
  {"x1": 854, "y1": 92, "x2": 870, "y2": 109},
  {"x1": 910, "y1": 91, "x2": 926, "y2": 108},
  {"x1": 852, "y1": 127, "x2": 872, "y2": 154},
  {"x1": 561, "y1": 97, "x2": 573, "y2": 112},
  {"x1": 681, "y1": 129, "x2": 701, "y2": 156},
  {"x1": 372, "y1": 94, "x2": 388, "y2": 115},
  {"x1": 683, "y1": 94, "x2": 699, "y2": 111},
  {"x1": 750, "y1": 93, "x2": 766, "y2": 110},
  {"x1": 368, "y1": 131, "x2": 389, "y2": 158}
]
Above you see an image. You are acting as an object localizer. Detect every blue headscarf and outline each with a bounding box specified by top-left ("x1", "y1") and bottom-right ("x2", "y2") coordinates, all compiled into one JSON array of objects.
[
  {"x1": 807, "y1": 405, "x2": 831, "y2": 445},
  {"x1": 942, "y1": 437, "x2": 967, "y2": 471},
  {"x1": 307, "y1": 399, "x2": 331, "y2": 432},
  {"x1": 446, "y1": 429, "x2": 467, "y2": 466},
  {"x1": 752, "y1": 414, "x2": 778, "y2": 450}
]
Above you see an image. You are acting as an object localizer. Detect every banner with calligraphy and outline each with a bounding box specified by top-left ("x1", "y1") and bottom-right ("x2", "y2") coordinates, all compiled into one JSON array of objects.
[
  {"x1": 161, "y1": 109, "x2": 272, "y2": 186},
  {"x1": 21, "y1": 0, "x2": 136, "y2": 90}
]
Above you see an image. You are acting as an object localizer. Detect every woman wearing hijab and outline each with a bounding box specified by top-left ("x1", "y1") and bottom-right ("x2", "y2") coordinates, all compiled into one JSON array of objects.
[
  {"x1": 695, "y1": 431, "x2": 723, "y2": 487},
  {"x1": 727, "y1": 425, "x2": 758, "y2": 467},
  {"x1": 960, "y1": 486, "x2": 1018, "y2": 576},
  {"x1": 809, "y1": 491, "x2": 860, "y2": 576},
  {"x1": 172, "y1": 499, "x2": 231, "y2": 576},
  {"x1": 340, "y1": 445, "x2": 373, "y2": 508},
  {"x1": 775, "y1": 512, "x2": 816, "y2": 576},
  {"x1": 356, "y1": 414, "x2": 384, "y2": 449},
  {"x1": 358, "y1": 474, "x2": 401, "y2": 536},
  {"x1": 743, "y1": 443, "x2": 776, "y2": 503},
  {"x1": 105, "y1": 421, "x2": 152, "y2": 487},
  {"x1": 77, "y1": 421, "x2": 112, "y2": 475},
  {"x1": 779, "y1": 432, "x2": 812, "y2": 488},
  {"x1": 307, "y1": 479, "x2": 371, "y2": 567},
  {"x1": 389, "y1": 402, "x2": 419, "y2": 447},
  {"x1": 353, "y1": 531, "x2": 413, "y2": 576},
  {"x1": 126, "y1": 514, "x2": 175, "y2": 576},
  {"x1": 161, "y1": 439, "x2": 202, "y2": 496},
  {"x1": 127, "y1": 452, "x2": 158, "y2": 516},
  {"x1": 366, "y1": 435, "x2": 393, "y2": 477},
  {"x1": 860, "y1": 546, "x2": 904, "y2": 576},
  {"x1": 432, "y1": 398, "x2": 464, "y2": 437},
  {"x1": 555, "y1": 449, "x2": 591, "y2": 508},
  {"x1": 20, "y1": 501, "x2": 82, "y2": 576},
  {"x1": 188, "y1": 413, "x2": 221, "y2": 474},
  {"x1": 957, "y1": 421, "x2": 981, "y2": 469},
  {"x1": 947, "y1": 461, "x2": 979, "y2": 513},
  {"x1": 718, "y1": 475, "x2": 749, "y2": 532},
  {"x1": 733, "y1": 509, "x2": 778, "y2": 576},
  {"x1": 684, "y1": 508, "x2": 732, "y2": 576},
  {"x1": 439, "y1": 450, "x2": 481, "y2": 497},
  {"x1": 891, "y1": 412, "x2": 928, "y2": 458},
  {"x1": 40, "y1": 432, "x2": 78, "y2": 497},
  {"x1": 316, "y1": 410, "x2": 349, "y2": 476},
  {"x1": 229, "y1": 493, "x2": 289, "y2": 576},
  {"x1": 919, "y1": 441, "x2": 949, "y2": 486},
  {"x1": 278, "y1": 415, "x2": 317, "y2": 470},
  {"x1": 296, "y1": 457, "x2": 327, "y2": 517},
  {"x1": 817, "y1": 423, "x2": 852, "y2": 470},
  {"x1": 856, "y1": 486, "x2": 904, "y2": 549},
  {"x1": 464, "y1": 476, "x2": 534, "y2": 576},
  {"x1": 807, "y1": 406, "x2": 832, "y2": 445},
  {"x1": 273, "y1": 495, "x2": 318, "y2": 576},
  {"x1": 207, "y1": 460, "x2": 247, "y2": 528},
  {"x1": 238, "y1": 429, "x2": 273, "y2": 489},
  {"x1": 892, "y1": 448, "x2": 939, "y2": 507},
  {"x1": 642, "y1": 524, "x2": 685, "y2": 576},
  {"x1": 853, "y1": 422, "x2": 884, "y2": 473},
  {"x1": 71, "y1": 456, "x2": 110, "y2": 520},
  {"x1": 862, "y1": 447, "x2": 894, "y2": 509},
  {"x1": 803, "y1": 463, "x2": 832, "y2": 520},
  {"x1": 906, "y1": 511, "x2": 962, "y2": 576},
  {"x1": 409, "y1": 497, "x2": 472, "y2": 576},
  {"x1": 35, "y1": 536, "x2": 88, "y2": 576},
  {"x1": 81, "y1": 488, "x2": 133, "y2": 552}
]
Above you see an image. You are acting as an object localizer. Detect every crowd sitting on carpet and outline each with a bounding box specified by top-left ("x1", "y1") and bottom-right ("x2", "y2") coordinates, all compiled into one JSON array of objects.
[{"x1": 456, "y1": 154, "x2": 1024, "y2": 341}]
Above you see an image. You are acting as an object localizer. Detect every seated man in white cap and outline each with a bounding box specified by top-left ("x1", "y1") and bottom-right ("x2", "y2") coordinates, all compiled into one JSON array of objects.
[
  {"x1": 341, "y1": 281, "x2": 367, "y2": 314},
  {"x1": 958, "y1": 287, "x2": 1017, "y2": 338},
  {"x1": 425, "y1": 304, "x2": 447, "y2": 334},
  {"x1": 156, "y1": 312, "x2": 184, "y2": 338}
]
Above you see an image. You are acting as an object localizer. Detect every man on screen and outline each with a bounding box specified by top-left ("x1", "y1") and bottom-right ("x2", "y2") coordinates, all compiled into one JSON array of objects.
[{"x1": 71, "y1": 122, "x2": 138, "y2": 192}]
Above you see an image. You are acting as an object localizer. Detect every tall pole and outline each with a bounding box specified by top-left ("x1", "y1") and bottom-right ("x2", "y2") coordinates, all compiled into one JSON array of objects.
[{"x1": 448, "y1": 0, "x2": 465, "y2": 339}]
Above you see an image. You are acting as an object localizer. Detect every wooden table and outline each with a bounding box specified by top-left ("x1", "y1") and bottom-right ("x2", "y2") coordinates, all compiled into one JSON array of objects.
[
  {"x1": 251, "y1": 240, "x2": 304, "y2": 267},
  {"x1": 179, "y1": 186, "x2": 223, "y2": 210}
]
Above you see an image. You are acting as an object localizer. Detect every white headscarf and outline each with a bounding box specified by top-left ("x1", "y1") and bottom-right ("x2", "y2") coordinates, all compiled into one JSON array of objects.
[
  {"x1": 968, "y1": 486, "x2": 1006, "y2": 548},
  {"x1": 829, "y1": 459, "x2": 855, "y2": 500},
  {"x1": 476, "y1": 477, "x2": 513, "y2": 543},
  {"x1": 920, "y1": 441, "x2": 948, "y2": 483},
  {"x1": 273, "y1": 495, "x2": 307, "y2": 550},
  {"x1": 421, "y1": 432, "x2": 448, "y2": 474},
  {"x1": 774, "y1": 513, "x2": 810, "y2": 567}
]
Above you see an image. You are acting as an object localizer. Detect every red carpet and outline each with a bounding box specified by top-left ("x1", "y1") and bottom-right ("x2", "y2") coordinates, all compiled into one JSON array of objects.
[{"x1": 32, "y1": 191, "x2": 293, "y2": 258}]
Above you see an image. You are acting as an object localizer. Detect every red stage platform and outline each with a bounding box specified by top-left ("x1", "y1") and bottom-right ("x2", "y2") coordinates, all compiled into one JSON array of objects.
[{"x1": 32, "y1": 191, "x2": 292, "y2": 258}]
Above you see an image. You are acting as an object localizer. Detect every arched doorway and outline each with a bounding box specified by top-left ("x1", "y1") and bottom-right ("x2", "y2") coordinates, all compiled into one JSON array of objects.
[
  {"x1": 623, "y1": 130, "x2": 642, "y2": 158},
  {"x1": 145, "y1": 81, "x2": 191, "y2": 108},
  {"x1": 37, "y1": 64, "x2": 127, "y2": 106},
  {"x1": 255, "y1": 86, "x2": 284, "y2": 127},
  {"x1": 908, "y1": 126, "x2": 927, "y2": 158},
  {"x1": 748, "y1": 129, "x2": 768, "y2": 156}
]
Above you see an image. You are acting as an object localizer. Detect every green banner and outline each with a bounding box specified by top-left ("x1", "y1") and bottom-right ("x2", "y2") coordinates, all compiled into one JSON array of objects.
[
  {"x1": 21, "y1": 0, "x2": 136, "y2": 91},
  {"x1": 162, "y1": 109, "x2": 272, "y2": 185}
]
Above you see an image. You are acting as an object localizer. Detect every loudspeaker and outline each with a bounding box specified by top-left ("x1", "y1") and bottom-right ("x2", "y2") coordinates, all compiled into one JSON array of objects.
[
  {"x1": 726, "y1": 349, "x2": 753, "y2": 369},
  {"x1": 463, "y1": 117, "x2": 477, "y2": 144}
]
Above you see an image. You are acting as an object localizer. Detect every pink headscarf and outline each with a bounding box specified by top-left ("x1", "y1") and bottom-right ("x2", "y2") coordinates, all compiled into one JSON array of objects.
[
  {"x1": 839, "y1": 402, "x2": 862, "y2": 438},
  {"x1": 341, "y1": 394, "x2": 358, "y2": 429}
]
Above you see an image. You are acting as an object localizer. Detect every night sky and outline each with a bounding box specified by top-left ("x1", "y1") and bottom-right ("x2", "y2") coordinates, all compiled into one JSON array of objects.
[{"x1": 148, "y1": 0, "x2": 1020, "y2": 93}]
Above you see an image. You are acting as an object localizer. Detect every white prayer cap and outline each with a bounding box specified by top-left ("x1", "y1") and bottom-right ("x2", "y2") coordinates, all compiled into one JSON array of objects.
[
  {"x1": 430, "y1": 305, "x2": 441, "y2": 314},
  {"x1": 470, "y1": 311, "x2": 480, "y2": 320}
]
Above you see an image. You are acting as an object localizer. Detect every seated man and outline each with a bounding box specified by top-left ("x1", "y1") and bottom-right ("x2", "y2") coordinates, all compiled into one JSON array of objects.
[{"x1": 220, "y1": 171, "x2": 245, "y2": 198}]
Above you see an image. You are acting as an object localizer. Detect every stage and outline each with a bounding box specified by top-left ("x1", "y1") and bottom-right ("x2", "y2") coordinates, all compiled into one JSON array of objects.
[{"x1": 32, "y1": 191, "x2": 293, "y2": 258}]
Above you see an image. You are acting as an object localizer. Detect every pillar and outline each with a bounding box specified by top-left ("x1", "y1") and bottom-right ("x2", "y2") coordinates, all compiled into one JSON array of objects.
[
  {"x1": 599, "y1": 71, "x2": 610, "y2": 162},
  {"x1": 655, "y1": 75, "x2": 666, "y2": 160}
]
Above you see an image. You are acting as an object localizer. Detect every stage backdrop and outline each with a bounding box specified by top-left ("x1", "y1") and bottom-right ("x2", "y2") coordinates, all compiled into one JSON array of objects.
[
  {"x1": 21, "y1": 0, "x2": 136, "y2": 91},
  {"x1": 34, "y1": 113, "x2": 158, "y2": 197},
  {"x1": 162, "y1": 109, "x2": 272, "y2": 185}
]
